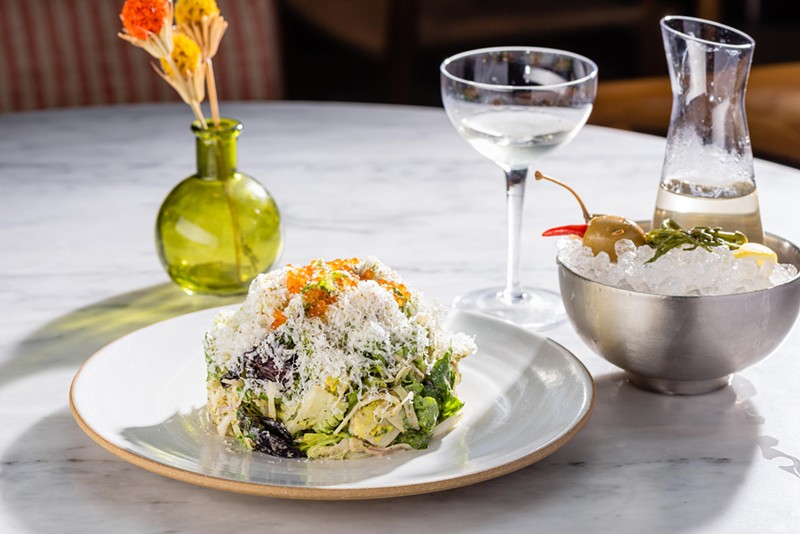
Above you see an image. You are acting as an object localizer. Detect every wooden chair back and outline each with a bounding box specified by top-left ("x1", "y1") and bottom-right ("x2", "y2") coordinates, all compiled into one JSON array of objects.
[{"x1": 590, "y1": 63, "x2": 800, "y2": 167}]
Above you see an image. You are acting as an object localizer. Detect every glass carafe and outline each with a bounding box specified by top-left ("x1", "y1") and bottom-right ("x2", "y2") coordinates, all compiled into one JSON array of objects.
[
  {"x1": 653, "y1": 16, "x2": 763, "y2": 243},
  {"x1": 156, "y1": 118, "x2": 282, "y2": 295}
]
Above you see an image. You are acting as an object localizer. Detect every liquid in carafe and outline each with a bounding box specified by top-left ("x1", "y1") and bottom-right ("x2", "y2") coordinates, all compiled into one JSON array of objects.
[
  {"x1": 652, "y1": 179, "x2": 764, "y2": 243},
  {"x1": 655, "y1": 18, "x2": 764, "y2": 244}
]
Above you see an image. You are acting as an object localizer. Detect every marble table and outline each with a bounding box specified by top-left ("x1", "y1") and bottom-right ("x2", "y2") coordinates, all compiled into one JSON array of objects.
[{"x1": 1, "y1": 102, "x2": 799, "y2": 532}]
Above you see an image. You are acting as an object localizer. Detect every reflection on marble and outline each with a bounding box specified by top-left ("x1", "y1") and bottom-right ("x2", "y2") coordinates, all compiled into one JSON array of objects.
[
  {"x1": 119, "y1": 407, "x2": 430, "y2": 488},
  {"x1": 2, "y1": 103, "x2": 800, "y2": 532}
]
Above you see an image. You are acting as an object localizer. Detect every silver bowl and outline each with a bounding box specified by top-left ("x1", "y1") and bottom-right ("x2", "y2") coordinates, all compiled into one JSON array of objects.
[{"x1": 558, "y1": 232, "x2": 800, "y2": 395}]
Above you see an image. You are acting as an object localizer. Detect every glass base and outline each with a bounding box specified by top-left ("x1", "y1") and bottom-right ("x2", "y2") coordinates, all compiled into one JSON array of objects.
[{"x1": 453, "y1": 287, "x2": 565, "y2": 329}]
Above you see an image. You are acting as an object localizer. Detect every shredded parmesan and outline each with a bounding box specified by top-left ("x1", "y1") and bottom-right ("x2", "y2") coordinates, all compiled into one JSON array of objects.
[{"x1": 203, "y1": 257, "x2": 476, "y2": 458}]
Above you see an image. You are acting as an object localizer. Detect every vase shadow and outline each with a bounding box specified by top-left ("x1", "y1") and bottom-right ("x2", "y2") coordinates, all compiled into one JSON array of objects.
[{"x1": 0, "y1": 283, "x2": 240, "y2": 392}]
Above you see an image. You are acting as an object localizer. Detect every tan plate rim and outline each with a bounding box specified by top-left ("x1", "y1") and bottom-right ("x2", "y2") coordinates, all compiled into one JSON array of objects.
[{"x1": 69, "y1": 331, "x2": 596, "y2": 501}]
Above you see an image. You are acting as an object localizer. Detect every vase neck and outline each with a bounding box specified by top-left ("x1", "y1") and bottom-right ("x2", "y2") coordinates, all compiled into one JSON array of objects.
[{"x1": 193, "y1": 118, "x2": 242, "y2": 179}]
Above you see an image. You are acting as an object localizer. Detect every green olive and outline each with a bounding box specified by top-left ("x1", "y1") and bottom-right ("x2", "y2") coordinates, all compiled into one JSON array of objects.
[
  {"x1": 533, "y1": 171, "x2": 647, "y2": 262},
  {"x1": 582, "y1": 215, "x2": 646, "y2": 261}
]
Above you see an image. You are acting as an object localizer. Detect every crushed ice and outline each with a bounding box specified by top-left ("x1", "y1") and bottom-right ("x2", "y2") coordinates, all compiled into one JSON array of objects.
[{"x1": 558, "y1": 237, "x2": 798, "y2": 296}]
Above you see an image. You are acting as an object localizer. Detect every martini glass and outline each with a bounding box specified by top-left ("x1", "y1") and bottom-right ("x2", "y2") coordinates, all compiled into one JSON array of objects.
[{"x1": 441, "y1": 47, "x2": 597, "y2": 328}]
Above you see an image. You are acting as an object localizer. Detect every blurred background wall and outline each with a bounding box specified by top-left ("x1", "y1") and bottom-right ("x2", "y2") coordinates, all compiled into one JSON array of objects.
[
  {"x1": 2, "y1": 0, "x2": 797, "y2": 110},
  {"x1": 279, "y1": 0, "x2": 800, "y2": 106},
  {"x1": 2, "y1": 1, "x2": 798, "y2": 164}
]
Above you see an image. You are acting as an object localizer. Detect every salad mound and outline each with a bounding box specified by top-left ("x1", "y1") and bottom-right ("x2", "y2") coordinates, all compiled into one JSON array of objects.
[{"x1": 204, "y1": 257, "x2": 476, "y2": 459}]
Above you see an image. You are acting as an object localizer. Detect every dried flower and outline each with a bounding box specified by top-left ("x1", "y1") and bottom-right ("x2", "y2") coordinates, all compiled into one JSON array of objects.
[
  {"x1": 118, "y1": 0, "x2": 233, "y2": 129},
  {"x1": 160, "y1": 32, "x2": 202, "y2": 76},
  {"x1": 121, "y1": 0, "x2": 168, "y2": 39},
  {"x1": 174, "y1": 0, "x2": 219, "y2": 25},
  {"x1": 176, "y1": 1, "x2": 228, "y2": 61},
  {"x1": 174, "y1": 0, "x2": 228, "y2": 127},
  {"x1": 118, "y1": 0, "x2": 173, "y2": 59},
  {"x1": 156, "y1": 32, "x2": 207, "y2": 122}
]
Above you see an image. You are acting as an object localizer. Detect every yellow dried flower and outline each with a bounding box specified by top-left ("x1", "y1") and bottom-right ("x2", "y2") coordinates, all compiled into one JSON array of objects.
[
  {"x1": 156, "y1": 32, "x2": 206, "y2": 116},
  {"x1": 175, "y1": 0, "x2": 220, "y2": 24},
  {"x1": 160, "y1": 33, "x2": 202, "y2": 76},
  {"x1": 174, "y1": 0, "x2": 228, "y2": 127}
]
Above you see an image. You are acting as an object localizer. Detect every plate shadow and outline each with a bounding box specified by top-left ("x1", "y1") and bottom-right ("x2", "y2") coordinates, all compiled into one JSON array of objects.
[{"x1": 0, "y1": 373, "x2": 761, "y2": 533}]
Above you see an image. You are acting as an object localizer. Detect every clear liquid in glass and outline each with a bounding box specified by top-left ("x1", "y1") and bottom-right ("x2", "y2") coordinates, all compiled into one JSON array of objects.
[{"x1": 458, "y1": 108, "x2": 589, "y2": 170}]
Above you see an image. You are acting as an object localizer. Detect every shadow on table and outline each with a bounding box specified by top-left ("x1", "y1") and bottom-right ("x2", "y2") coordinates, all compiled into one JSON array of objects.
[
  {"x1": 0, "y1": 283, "x2": 240, "y2": 391},
  {"x1": 0, "y1": 372, "x2": 766, "y2": 532}
]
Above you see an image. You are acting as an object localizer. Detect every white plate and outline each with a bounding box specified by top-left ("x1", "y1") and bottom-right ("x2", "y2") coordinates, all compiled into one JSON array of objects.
[{"x1": 70, "y1": 308, "x2": 594, "y2": 499}]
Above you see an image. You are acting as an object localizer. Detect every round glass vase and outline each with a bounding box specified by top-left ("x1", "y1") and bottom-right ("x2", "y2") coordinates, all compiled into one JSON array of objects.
[{"x1": 156, "y1": 118, "x2": 282, "y2": 295}]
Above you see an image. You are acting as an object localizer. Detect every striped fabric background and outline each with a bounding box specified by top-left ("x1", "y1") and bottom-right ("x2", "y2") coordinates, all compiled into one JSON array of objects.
[{"x1": 0, "y1": 0, "x2": 284, "y2": 113}]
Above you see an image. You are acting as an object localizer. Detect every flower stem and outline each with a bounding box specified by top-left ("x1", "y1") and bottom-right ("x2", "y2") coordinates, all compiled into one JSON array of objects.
[
  {"x1": 216, "y1": 139, "x2": 244, "y2": 282},
  {"x1": 189, "y1": 100, "x2": 207, "y2": 128},
  {"x1": 224, "y1": 179, "x2": 244, "y2": 283},
  {"x1": 207, "y1": 60, "x2": 221, "y2": 129},
  {"x1": 163, "y1": 54, "x2": 208, "y2": 128}
]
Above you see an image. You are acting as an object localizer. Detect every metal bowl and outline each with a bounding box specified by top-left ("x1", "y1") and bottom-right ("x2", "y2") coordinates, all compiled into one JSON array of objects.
[{"x1": 558, "y1": 232, "x2": 800, "y2": 395}]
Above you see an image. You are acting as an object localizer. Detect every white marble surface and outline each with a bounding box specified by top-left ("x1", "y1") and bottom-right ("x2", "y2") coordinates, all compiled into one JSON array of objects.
[{"x1": 1, "y1": 102, "x2": 799, "y2": 533}]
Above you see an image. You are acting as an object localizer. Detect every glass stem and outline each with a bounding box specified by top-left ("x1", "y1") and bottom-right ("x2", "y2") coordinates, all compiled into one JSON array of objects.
[{"x1": 503, "y1": 168, "x2": 527, "y2": 304}]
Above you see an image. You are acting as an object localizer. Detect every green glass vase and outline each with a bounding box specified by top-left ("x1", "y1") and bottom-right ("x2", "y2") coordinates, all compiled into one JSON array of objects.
[{"x1": 156, "y1": 118, "x2": 282, "y2": 295}]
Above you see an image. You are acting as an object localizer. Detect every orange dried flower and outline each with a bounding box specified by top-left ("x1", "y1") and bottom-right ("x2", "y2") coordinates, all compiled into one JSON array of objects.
[
  {"x1": 120, "y1": 0, "x2": 169, "y2": 40},
  {"x1": 118, "y1": 0, "x2": 173, "y2": 60}
]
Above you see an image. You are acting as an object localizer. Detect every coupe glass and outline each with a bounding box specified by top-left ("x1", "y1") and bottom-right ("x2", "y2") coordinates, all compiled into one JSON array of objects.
[{"x1": 441, "y1": 47, "x2": 598, "y2": 328}]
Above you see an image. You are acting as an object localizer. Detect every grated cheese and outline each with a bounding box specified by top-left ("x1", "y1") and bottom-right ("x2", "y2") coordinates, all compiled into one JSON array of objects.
[{"x1": 203, "y1": 257, "x2": 476, "y2": 458}]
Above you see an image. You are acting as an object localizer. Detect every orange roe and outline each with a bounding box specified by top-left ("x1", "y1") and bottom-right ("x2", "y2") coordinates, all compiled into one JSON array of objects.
[
  {"x1": 334, "y1": 276, "x2": 358, "y2": 292},
  {"x1": 378, "y1": 279, "x2": 411, "y2": 308},
  {"x1": 284, "y1": 258, "x2": 409, "y2": 321},
  {"x1": 286, "y1": 264, "x2": 313, "y2": 295},
  {"x1": 120, "y1": 0, "x2": 168, "y2": 40},
  {"x1": 303, "y1": 287, "x2": 337, "y2": 318},
  {"x1": 327, "y1": 258, "x2": 359, "y2": 273},
  {"x1": 271, "y1": 309, "x2": 287, "y2": 329}
]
